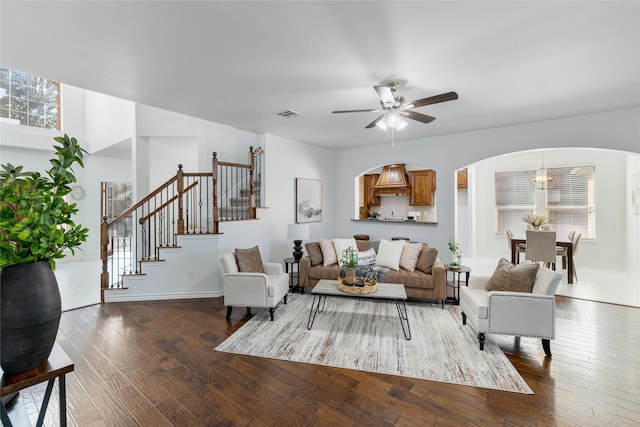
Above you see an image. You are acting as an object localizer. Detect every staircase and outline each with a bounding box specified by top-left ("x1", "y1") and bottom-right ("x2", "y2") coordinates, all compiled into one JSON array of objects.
[{"x1": 100, "y1": 147, "x2": 264, "y2": 302}]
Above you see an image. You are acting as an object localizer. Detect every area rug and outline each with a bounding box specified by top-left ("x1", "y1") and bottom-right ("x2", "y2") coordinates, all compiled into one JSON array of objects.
[{"x1": 215, "y1": 294, "x2": 533, "y2": 394}]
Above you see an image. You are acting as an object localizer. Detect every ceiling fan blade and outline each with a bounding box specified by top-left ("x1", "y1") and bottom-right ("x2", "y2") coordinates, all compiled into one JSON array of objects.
[
  {"x1": 332, "y1": 108, "x2": 379, "y2": 114},
  {"x1": 365, "y1": 114, "x2": 386, "y2": 129},
  {"x1": 374, "y1": 85, "x2": 395, "y2": 105},
  {"x1": 408, "y1": 91, "x2": 458, "y2": 109},
  {"x1": 403, "y1": 110, "x2": 436, "y2": 124}
]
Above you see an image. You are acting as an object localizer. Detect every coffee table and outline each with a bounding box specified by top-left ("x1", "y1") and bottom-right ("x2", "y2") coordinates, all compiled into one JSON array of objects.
[{"x1": 307, "y1": 279, "x2": 411, "y2": 340}]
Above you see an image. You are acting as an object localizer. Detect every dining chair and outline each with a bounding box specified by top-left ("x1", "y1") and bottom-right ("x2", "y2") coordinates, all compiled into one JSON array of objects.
[
  {"x1": 505, "y1": 227, "x2": 526, "y2": 263},
  {"x1": 525, "y1": 230, "x2": 557, "y2": 270},
  {"x1": 557, "y1": 232, "x2": 582, "y2": 280}
]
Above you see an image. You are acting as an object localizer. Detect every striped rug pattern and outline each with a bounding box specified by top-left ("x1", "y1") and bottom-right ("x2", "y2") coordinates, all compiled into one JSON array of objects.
[{"x1": 216, "y1": 294, "x2": 533, "y2": 394}]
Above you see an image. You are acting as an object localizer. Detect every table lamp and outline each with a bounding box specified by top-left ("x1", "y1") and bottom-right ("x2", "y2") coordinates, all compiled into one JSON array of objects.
[{"x1": 287, "y1": 223, "x2": 309, "y2": 261}]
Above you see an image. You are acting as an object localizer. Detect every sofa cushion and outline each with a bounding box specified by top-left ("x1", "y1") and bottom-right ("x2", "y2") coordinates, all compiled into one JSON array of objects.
[
  {"x1": 333, "y1": 238, "x2": 358, "y2": 266},
  {"x1": 305, "y1": 242, "x2": 323, "y2": 266},
  {"x1": 319, "y1": 238, "x2": 338, "y2": 266},
  {"x1": 399, "y1": 242, "x2": 423, "y2": 272},
  {"x1": 486, "y1": 258, "x2": 539, "y2": 293},
  {"x1": 375, "y1": 239, "x2": 405, "y2": 271},
  {"x1": 416, "y1": 245, "x2": 439, "y2": 274},
  {"x1": 357, "y1": 248, "x2": 377, "y2": 265},
  {"x1": 308, "y1": 264, "x2": 341, "y2": 280},
  {"x1": 386, "y1": 268, "x2": 433, "y2": 289},
  {"x1": 235, "y1": 246, "x2": 265, "y2": 273}
]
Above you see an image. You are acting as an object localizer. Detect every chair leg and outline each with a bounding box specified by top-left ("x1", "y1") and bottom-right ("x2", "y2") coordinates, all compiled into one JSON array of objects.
[
  {"x1": 461, "y1": 312, "x2": 467, "y2": 325},
  {"x1": 269, "y1": 307, "x2": 275, "y2": 321},
  {"x1": 225, "y1": 306, "x2": 232, "y2": 320},
  {"x1": 245, "y1": 307, "x2": 252, "y2": 316},
  {"x1": 478, "y1": 333, "x2": 486, "y2": 351},
  {"x1": 284, "y1": 294, "x2": 288, "y2": 304},
  {"x1": 542, "y1": 339, "x2": 552, "y2": 358}
]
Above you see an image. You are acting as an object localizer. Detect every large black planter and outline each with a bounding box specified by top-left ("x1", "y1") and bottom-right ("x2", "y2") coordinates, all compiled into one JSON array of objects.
[{"x1": 1, "y1": 261, "x2": 62, "y2": 374}]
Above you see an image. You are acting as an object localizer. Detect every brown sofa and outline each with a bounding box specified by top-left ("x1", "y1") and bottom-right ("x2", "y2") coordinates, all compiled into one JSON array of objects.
[{"x1": 299, "y1": 239, "x2": 446, "y2": 306}]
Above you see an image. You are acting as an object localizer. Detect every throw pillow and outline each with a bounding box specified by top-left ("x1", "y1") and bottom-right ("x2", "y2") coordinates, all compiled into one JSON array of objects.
[
  {"x1": 305, "y1": 242, "x2": 323, "y2": 266},
  {"x1": 333, "y1": 238, "x2": 359, "y2": 267},
  {"x1": 319, "y1": 238, "x2": 338, "y2": 266},
  {"x1": 375, "y1": 239, "x2": 405, "y2": 271},
  {"x1": 235, "y1": 246, "x2": 265, "y2": 273},
  {"x1": 486, "y1": 258, "x2": 540, "y2": 293},
  {"x1": 357, "y1": 248, "x2": 377, "y2": 265},
  {"x1": 416, "y1": 245, "x2": 438, "y2": 274},
  {"x1": 399, "y1": 242, "x2": 423, "y2": 272}
]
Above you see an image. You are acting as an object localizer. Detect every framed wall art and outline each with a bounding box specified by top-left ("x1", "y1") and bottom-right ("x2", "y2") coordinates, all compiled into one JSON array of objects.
[{"x1": 296, "y1": 178, "x2": 322, "y2": 223}]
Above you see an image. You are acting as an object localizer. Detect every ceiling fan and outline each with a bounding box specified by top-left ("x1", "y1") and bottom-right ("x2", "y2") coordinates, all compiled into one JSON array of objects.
[{"x1": 332, "y1": 82, "x2": 458, "y2": 130}]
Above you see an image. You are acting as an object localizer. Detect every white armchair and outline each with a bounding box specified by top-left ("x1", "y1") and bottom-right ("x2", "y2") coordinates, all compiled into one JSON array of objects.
[
  {"x1": 219, "y1": 252, "x2": 289, "y2": 321},
  {"x1": 460, "y1": 262, "x2": 562, "y2": 357}
]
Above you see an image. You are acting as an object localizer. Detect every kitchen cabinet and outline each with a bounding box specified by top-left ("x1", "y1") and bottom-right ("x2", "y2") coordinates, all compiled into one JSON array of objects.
[
  {"x1": 409, "y1": 169, "x2": 436, "y2": 206},
  {"x1": 361, "y1": 174, "x2": 381, "y2": 218},
  {"x1": 457, "y1": 168, "x2": 468, "y2": 189}
]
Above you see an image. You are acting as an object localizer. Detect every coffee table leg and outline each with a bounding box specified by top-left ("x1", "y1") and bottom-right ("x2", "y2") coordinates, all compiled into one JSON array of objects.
[
  {"x1": 395, "y1": 299, "x2": 411, "y2": 340},
  {"x1": 307, "y1": 295, "x2": 326, "y2": 330}
]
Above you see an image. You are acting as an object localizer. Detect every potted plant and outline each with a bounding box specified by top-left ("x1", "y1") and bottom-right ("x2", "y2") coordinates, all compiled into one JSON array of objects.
[
  {"x1": 448, "y1": 240, "x2": 462, "y2": 269},
  {"x1": 340, "y1": 246, "x2": 359, "y2": 284},
  {"x1": 0, "y1": 134, "x2": 89, "y2": 374}
]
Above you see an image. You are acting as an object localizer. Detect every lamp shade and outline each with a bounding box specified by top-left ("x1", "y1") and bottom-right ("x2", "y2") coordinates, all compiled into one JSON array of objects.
[{"x1": 287, "y1": 223, "x2": 309, "y2": 241}]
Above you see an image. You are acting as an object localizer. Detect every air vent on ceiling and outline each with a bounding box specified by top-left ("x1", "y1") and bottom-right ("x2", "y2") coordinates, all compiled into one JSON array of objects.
[{"x1": 276, "y1": 110, "x2": 302, "y2": 118}]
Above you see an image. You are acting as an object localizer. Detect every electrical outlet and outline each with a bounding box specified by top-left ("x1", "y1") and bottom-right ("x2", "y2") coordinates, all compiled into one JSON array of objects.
[{"x1": 188, "y1": 269, "x2": 194, "y2": 279}]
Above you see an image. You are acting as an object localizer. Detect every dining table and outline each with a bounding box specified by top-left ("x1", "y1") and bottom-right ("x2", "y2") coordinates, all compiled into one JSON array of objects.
[{"x1": 511, "y1": 236, "x2": 574, "y2": 283}]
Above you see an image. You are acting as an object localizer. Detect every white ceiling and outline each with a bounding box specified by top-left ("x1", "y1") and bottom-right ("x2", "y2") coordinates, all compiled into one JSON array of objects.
[{"x1": 1, "y1": 1, "x2": 638, "y2": 150}]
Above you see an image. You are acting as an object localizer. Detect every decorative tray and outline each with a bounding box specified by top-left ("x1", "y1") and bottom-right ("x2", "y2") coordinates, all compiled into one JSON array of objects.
[{"x1": 338, "y1": 277, "x2": 378, "y2": 294}]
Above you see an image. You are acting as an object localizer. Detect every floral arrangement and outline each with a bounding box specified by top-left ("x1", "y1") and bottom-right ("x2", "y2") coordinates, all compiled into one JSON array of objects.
[{"x1": 522, "y1": 214, "x2": 551, "y2": 227}]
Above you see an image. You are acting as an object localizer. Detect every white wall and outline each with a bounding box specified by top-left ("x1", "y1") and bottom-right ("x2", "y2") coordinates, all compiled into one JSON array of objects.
[
  {"x1": 333, "y1": 107, "x2": 640, "y2": 269},
  {"x1": 85, "y1": 89, "x2": 135, "y2": 153}
]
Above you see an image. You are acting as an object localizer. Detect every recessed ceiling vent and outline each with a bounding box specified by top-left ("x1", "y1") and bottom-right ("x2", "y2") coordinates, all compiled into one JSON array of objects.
[{"x1": 276, "y1": 110, "x2": 302, "y2": 118}]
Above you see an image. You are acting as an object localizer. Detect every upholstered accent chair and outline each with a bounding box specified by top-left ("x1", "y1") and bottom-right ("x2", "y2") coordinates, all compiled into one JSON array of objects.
[
  {"x1": 460, "y1": 261, "x2": 562, "y2": 357},
  {"x1": 219, "y1": 251, "x2": 289, "y2": 321}
]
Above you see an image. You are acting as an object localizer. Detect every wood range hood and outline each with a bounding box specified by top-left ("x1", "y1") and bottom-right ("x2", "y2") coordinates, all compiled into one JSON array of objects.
[{"x1": 373, "y1": 164, "x2": 411, "y2": 196}]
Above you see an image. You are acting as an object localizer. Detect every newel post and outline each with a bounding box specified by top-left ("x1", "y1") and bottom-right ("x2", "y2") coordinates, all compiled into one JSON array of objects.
[
  {"x1": 212, "y1": 152, "x2": 220, "y2": 234},
  {"x1": 249, "y1": 146, "x2": 256, "y2": 219},
  {"x1": 176, "y1": 164, "x2": 185, "y2": 234},
  {"x1": 100, "y1": 215, "x2": 109, "y2": 302}
]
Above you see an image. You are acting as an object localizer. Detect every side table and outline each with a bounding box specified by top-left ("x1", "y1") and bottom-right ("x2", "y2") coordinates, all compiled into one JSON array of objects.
[
  {"x1": 284, "y1": 257, "x2": 302, "y2": 293},
  {"x1": 445, "y1": 265, "x2": 471, "y2": 305},
  {"x1": 1, "y1": 343, "x2": 74, "y2": 427}
]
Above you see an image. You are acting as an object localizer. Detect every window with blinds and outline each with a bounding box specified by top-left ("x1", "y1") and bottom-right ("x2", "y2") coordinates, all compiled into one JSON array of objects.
[
  {"x1": 495, "y1": 170, "x2": 536, "y2": 235},
  {"x1": 546, "y1": 166, "x2": 595, "y2": 239},
  {"x1": 495, "y1": 166, "x2": 595, "y2": 239}
]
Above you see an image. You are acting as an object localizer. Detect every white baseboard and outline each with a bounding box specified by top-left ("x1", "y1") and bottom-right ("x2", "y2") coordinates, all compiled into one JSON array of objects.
[{"x1": 104, "y1": 289, "x2": 223, "y2": 303}]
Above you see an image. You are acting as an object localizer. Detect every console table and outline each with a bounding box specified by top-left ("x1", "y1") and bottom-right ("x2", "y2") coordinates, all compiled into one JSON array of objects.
[{"x1": 1, "y1": 343, "x2": 74, "y2": 427}]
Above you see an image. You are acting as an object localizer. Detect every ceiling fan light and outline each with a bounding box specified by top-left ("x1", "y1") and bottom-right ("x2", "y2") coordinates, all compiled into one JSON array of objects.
[
  {"x1": 387, "y1": 113, "x2": 401, "y2": 128},
  {"x1": 396, "y1": 118, "x2": 408, "y2": 130},
  {"x1": 376, "y1": 117, "x2": 388, "y2": 131}
]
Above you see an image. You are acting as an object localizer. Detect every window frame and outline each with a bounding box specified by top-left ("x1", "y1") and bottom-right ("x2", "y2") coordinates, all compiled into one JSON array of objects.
[{"x1": 0, "y1": 68, "x2": 61, "y2": 130}]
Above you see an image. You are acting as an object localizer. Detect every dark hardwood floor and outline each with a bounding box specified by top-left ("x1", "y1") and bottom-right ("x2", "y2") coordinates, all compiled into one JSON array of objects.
[{"x1": 6, "y1": 295, "x2": 639, "y2": 426}]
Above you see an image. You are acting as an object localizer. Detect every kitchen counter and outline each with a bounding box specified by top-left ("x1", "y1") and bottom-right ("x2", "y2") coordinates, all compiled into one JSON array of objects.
[{"x1": 351, "y1": 219, "x2": 438, "y2": 225}]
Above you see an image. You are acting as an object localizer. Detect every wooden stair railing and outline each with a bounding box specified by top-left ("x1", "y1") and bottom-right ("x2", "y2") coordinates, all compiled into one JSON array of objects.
[{"x1": 100, "y1": 147, "x2": 263, "y2": 301}]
